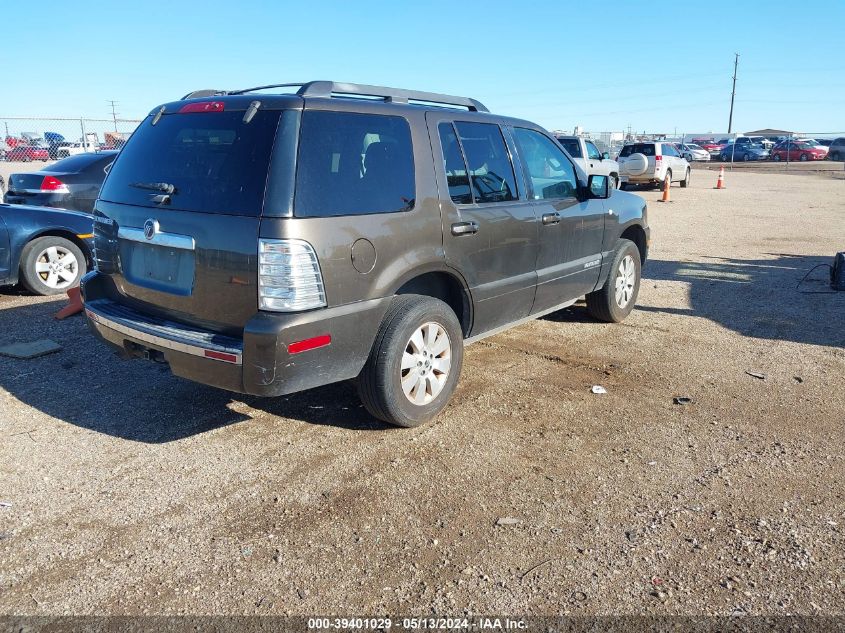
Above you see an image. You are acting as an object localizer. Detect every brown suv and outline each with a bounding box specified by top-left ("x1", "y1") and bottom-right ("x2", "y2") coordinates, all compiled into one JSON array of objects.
[{"x1": 82, "y1": 81, "x2": 650, "y2": 427}]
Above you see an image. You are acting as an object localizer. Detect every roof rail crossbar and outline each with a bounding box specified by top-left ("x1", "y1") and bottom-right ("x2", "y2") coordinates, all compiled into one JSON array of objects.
[
  {"x1": 297, "y1": 81, "x2": 488, "y2": 112},
  {"x1": 226, "y1": 83, "x2": 309, "y2": 96}
]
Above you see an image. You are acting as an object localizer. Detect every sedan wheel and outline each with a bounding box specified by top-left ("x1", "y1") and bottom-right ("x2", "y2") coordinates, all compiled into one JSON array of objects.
[
  {"x1": 799, "y1": 153, "x2": 809, "y2": 162},
  {"x1": 36, "y1": 246, "x2": 79, "y2": 290},
  {"x1": 773, "y1": 154, "x2": 781, "y2": 162},
  {"x1": 19, "y1": 236, "x2": 87, "y2": 296}
]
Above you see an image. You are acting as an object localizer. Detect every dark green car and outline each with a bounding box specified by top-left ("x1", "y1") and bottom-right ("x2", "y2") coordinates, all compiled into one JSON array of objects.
[{"x1": 82, "y1": 81, "x2": 650, "y2": 427}]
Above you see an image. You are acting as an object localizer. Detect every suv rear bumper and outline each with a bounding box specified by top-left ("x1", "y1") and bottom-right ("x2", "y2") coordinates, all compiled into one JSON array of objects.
[{"x1": 81, "y1": 272, "x2": 390, "y2": 397}]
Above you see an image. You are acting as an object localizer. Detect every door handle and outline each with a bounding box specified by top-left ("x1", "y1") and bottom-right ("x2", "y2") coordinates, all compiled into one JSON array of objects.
[
  {"x1": 541, "y1": 212, "x2": 561, "y2": 225},
  {"x1": 451, "y1": 221, "x2": 478, "y2": 236}
]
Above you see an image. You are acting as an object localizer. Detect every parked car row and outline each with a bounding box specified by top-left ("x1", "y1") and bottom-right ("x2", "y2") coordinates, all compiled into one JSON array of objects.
[{"x1": 687, "y1": 136, "x2": 844, "y2": 162}]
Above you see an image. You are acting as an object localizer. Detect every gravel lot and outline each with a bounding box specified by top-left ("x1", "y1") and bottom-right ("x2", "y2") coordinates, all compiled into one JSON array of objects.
[{"x1": 1, "y1": 171, "x2": 843, "y2": 617}]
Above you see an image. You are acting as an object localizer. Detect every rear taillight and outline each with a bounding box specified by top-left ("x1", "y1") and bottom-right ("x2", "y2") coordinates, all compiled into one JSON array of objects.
[
  {"x1": 655, "y1": 155, "x2": 662, "y2": 162},
  {"x1": 40, "y1": 175, "x2": 69, "y2": 192},
  {"x1": 178, "y1": 101, "x2": 225, "y2": 113},
  {"x1": 258, "y1": 239, "x2": 326, "y2": 312}
]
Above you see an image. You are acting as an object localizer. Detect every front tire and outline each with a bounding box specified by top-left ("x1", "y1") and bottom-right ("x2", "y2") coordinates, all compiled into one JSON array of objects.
[
  {"x1": 680, "y1": 168, "x2": 690, "y2": 188},
  {"x1": 799, "y1": 153, "x2": 809, "y2": 162},
  {"x1": 586, "y1": 239, "x2": 641, "y2": 323},
  {"x1": 19, "y1": 236, "x2": 87, "y2": 296},
  {"x1": 358, "y1": 295, "x2": 464, "y2": 427}
]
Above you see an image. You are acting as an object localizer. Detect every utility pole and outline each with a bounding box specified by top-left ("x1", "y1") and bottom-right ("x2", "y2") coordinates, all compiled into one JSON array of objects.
[
  {"x1": 108, "y1": 100, "x2": 119, "y2": 129},
  {"x1": 727, "y1": 53, "x2": 739, "y2": 134}
]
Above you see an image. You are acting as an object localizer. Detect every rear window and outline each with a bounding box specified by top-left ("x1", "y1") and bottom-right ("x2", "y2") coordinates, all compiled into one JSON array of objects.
[
  {"x1": 555, "y1": 138, "x2": 582, "y2": 157},
  {"x1": 99, "y1": 110, "x2": 282, "y2": 216},
  {"x1": 619, "y1": 143, "x2": 656, "y2": 157},
  {"x1": 294, "y1": 111, "x2": 415, "y2": 217}
]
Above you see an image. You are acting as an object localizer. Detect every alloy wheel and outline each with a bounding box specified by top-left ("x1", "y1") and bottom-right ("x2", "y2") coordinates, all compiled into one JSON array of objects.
[
  {"x1": 400, "y1": 322, "x2": 452, "y2": 406},
  {"x1": 35, "y1": 245, "x2": 79, "y2": 289},
  {"x1": 615, "y1": 255, "x2": 636, "y2": 309}
]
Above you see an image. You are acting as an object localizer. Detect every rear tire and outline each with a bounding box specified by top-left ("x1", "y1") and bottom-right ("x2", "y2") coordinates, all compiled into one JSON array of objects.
[
  {"x1": 832, "y1": 151, "x2": 841, "y2": 161},
  {"x1": 19, "y1": 236, "x2": 87, "y2": 296},
  {"x1": 357, "y1": 295, "x2": 464, "y2": 428},
  {"x1": 680, "y1": 168, "x2": 690, "y2": 188},
  {"x1": 586, "y1": 239, "x2": 641, "y2": 323},
  {"x1": 773, "y1": 154, "x2": 782, "y2": 162}
]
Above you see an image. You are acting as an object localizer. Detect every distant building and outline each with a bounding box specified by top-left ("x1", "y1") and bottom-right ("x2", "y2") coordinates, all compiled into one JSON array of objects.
[{"x1": 744, "y1": 128, "x2": 803, "y2": 137}]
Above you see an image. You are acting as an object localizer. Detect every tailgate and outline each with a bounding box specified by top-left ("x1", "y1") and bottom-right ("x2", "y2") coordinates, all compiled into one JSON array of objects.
[
  {"x1": 94, "y1": 201, "x2": 259, "y2": 331},
  {"x1": 93, "y1": 106, "x2": 286, "y2": 333}
]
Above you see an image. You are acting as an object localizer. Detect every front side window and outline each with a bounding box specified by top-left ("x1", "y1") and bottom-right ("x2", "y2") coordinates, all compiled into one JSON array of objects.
[
  {"x1": 438, "y1": 123, "x2": 472, "y2": 205},
  {"x1": 295, "y1": 111, "x2": 415, "y2": 217},
  {"x1": 512, "y1": 127, "x2": 577, "y2": 201},
  {"x1": 454, "y1": 122, "x2": 517, "y2": 204}
]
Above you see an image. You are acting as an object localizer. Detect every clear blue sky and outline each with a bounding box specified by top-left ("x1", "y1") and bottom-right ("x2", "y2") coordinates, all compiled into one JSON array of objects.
[{"x1": 3, "y1": 0, "x2": 843, "y2": 135}]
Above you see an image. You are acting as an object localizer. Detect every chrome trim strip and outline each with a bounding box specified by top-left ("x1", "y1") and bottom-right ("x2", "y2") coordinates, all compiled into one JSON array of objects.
[
  {"x1": 118, "y1": 226, "x2": 196, "y2": 251},
  {"x1": 85, "y1": 308, "x2": 242, "y2": 365}
]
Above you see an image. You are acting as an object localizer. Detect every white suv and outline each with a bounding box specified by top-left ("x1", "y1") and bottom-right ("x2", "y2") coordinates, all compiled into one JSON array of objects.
[{"x1": 617, "y1": 142, "x2": 690, "y2": 190}]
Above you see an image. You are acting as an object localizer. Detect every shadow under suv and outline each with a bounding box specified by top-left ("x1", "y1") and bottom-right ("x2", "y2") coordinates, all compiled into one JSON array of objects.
[{"x1": 82, "y1": 81, "x2": 650, "y2": 427}]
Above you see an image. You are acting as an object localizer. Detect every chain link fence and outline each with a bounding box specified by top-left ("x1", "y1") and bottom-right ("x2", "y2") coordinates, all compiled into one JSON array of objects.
[{"x1": 0, "y1": 116, "x2": 142, "y2": 163}]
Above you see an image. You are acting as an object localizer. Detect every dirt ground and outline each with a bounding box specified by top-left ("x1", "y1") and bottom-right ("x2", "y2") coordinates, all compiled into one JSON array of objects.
[{"x1": 0, "y1": 171, "x2": 844, "y2": 618}]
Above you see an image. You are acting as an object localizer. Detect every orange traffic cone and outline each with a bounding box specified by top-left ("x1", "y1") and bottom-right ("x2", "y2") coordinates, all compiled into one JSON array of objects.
[
  {"x1": 657, "y1": 175, "x2": 671, "y2": 203},
  {"x1": 54, "y1": 286, "x2": 84, "y2": 320},
  {"x1": 714, "y1": 166, "x2": 725, "y2": 189}
]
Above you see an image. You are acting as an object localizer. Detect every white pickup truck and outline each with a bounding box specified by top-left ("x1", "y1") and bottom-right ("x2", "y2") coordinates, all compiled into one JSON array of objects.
[{"x1": 554, "y1": 135, "x2": 621, "y2": 189}]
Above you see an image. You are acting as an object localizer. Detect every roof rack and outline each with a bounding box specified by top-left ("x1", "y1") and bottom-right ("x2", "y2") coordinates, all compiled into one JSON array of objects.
[
  {"x1": 222, "y1": 81, "x2": 489, "y2": 112},
  {"x1": 181, "y1": 89, "x2": 226, "y2": 100}
]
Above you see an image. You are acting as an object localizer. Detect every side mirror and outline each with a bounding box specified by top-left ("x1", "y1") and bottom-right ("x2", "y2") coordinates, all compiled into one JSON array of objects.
[
  {"x1": 588, "y1": 174, "x2": 610, "y2": 199},
  {"x1": 602, "y1": 151, "x2": 610, "y2": 160}
]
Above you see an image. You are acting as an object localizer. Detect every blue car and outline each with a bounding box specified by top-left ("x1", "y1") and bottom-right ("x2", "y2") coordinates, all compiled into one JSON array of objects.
[
  {"x1": 720, "y1": 143, "x2": 769, "y2": 162},
  {"x1": 0, "y1": 203, "x2": 94, "y2": 295}
]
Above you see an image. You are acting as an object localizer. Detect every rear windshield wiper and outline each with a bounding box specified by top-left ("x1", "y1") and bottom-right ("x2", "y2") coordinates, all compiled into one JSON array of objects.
[{"x1": 129, "y1": 181, "x2": 177, "y2": 194}]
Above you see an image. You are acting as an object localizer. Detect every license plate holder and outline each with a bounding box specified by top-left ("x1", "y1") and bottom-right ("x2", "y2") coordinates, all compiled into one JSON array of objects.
[{"x1": 120, "y1": 242, "x2": 195, "y2": 295}]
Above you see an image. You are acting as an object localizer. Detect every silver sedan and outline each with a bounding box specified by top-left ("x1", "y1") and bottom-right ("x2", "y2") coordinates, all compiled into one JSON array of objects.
[{"x1": 677, "y1": 143, "x2": 711, "y2": 161}]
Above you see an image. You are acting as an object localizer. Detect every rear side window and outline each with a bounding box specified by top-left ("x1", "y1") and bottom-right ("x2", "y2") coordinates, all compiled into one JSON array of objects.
[
  {"x1": 556, "y1": 138, "x2": 582, "y2": 157},
  {"x1": 620, "y1": 143, "x2": 655, "y2": 157},
  {"x1": 454, "y1": 122, "x2": 517, "y2": 204},
  {"x1": 294, "y1": 111, "x2": 415, "y2": 217},
  {"x1": 99, "y1": 110, "x2": 282, "y2": 216},
  {"x1": 438, "y1": 123, "x2": 472, "y2": 205}
]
